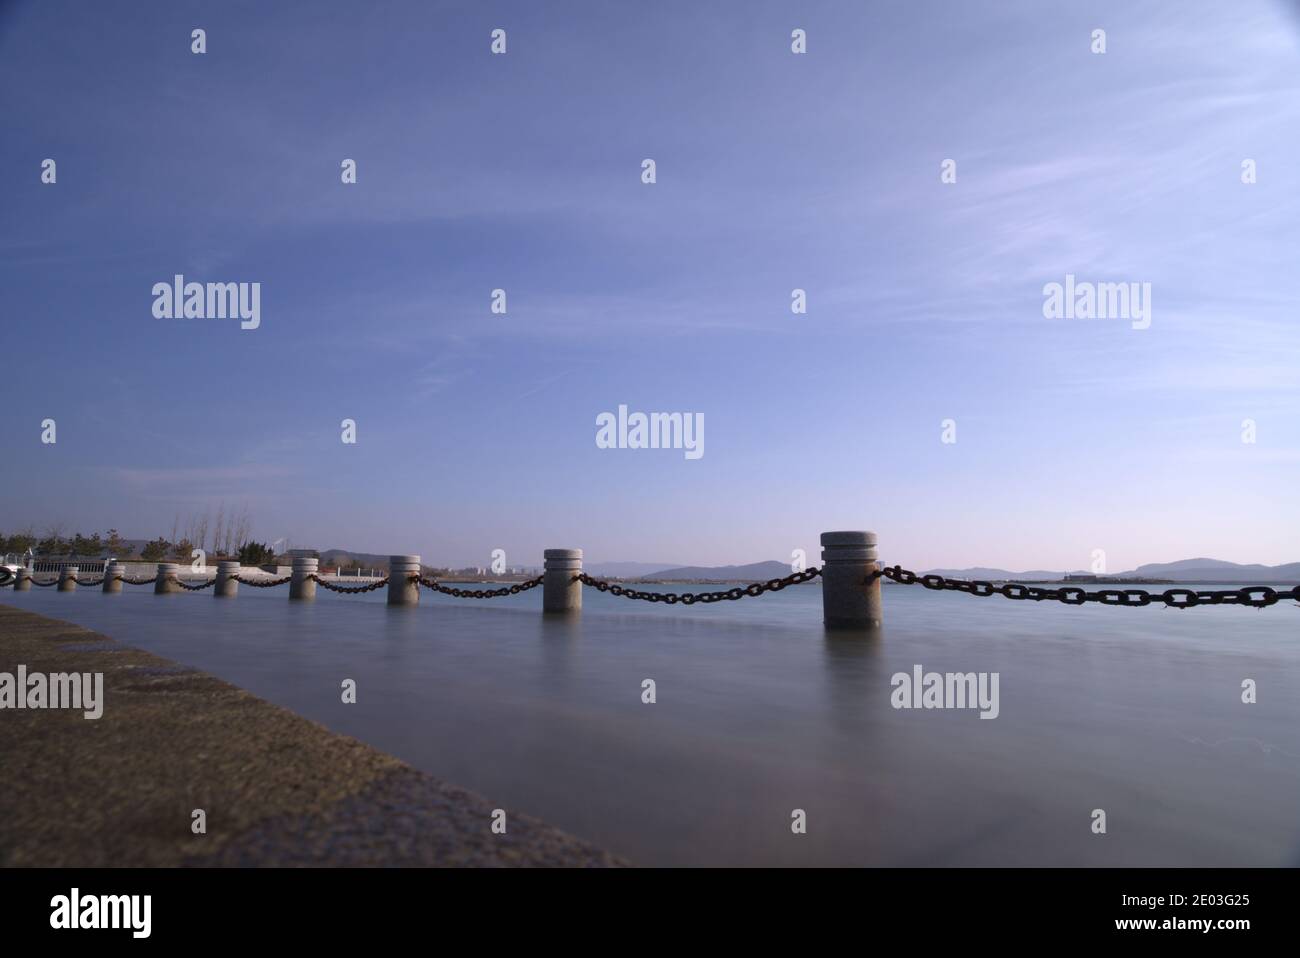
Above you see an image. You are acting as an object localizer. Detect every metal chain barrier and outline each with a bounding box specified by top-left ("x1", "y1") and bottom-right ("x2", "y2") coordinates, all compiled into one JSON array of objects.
[
  {"x1": 575, "y1": 568, "x2": 822, "y2": 605},
  {"x1": 120, "y1": 575, "x2": 158, "y2": 585},
  {"x1": 75, "y1": 577, "x2": 107, "y2": 587},
  {"x1": 308, "y1": 574, "x2": 390, "y2": 594},
  {"x1": 416, "y1": 574, "x2": 544, "y2": 598},
  {"x1": 175, "y1": 577, "x2": 218, "y2": 591},
  {"x1": 232, "y1": 575, "x2": 292, "y2": 588},
  {"x1": 876, "y1": 565, "x2": 1300, "y2": 609},
  {"x1": 29, "y1": 578, "x2": 60, "y2": 587}
]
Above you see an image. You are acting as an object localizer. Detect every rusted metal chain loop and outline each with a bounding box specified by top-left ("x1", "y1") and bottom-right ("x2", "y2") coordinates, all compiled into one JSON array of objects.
[
  {"x1": 415, "y1": 575, "x2": 544, "y2": 598},
  {"x1": 30, "y1": 578, "x2": 60, "y2": 587},
  {"x1": 120, "y1": 575, "x2": 158, "y2": 585},
  {"x1": 574, "y1": 568, "x2": 821, "y2": 604},
  {"x1": 877, "y1": 565, "x2": 1300, "y2": 609},
  {"x1": 231, "y1": 575, "x2": 292, "y2": 587},
  {"x1": 175, "y1": 577, "x2": 218, "y2": 591},
  {"x1": 75, "y1": 577, "x2": 107, "y2": 587},
  {"x1": 307, "y1": 574, "x2": 391, "y2": 593}
]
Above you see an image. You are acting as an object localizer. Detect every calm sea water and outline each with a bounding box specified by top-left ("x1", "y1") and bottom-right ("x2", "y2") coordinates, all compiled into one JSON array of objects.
[{"x1": 5, "y1": 580, "x2": 1300, "y2": 866}]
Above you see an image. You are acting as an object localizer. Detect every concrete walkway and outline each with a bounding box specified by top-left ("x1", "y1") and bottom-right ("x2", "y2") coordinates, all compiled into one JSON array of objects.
[{"x1": 0, "y1": 605, "x2": 623, "y2": 867}]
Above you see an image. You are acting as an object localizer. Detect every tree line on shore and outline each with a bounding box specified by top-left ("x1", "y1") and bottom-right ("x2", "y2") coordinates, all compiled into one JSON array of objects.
[{"x1": 1, "y1": 505, "x2": 278, "y2": 567}]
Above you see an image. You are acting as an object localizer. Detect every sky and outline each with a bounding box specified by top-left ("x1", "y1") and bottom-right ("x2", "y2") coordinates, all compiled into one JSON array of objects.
[{"x1": 1, "y1": 0, "x2": 1298, "y2": 572}]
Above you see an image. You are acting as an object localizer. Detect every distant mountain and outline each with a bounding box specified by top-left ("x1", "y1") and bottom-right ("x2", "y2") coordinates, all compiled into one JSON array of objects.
[
  {"x1": 586, "y1": 561, "x2": 682, "y2": 577},
  {"x1": 923, "y1": 558, "x2": 1300, "y2": 583},
  {"x1": 1124, "y1": 558, "x2": 1300, "y2": 582},
  {"x1": 923, "y1": 568, "x2": 1080, "y2": 581},
  {"x1": 643, "y1": 560, "x2": 794, "y2": 581},
  {"x1": 319, "y1": 549, "x2": 393, "y2": 568}
]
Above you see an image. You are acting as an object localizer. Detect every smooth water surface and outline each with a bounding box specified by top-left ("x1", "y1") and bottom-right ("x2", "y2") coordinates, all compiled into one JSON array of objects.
[{"x1": 5, "y1": 581, "x2": 1300, "y2": 866}]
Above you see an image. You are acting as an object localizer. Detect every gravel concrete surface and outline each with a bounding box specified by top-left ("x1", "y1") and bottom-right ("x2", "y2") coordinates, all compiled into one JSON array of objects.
[{"x1": 0, "y1": 604, "x2": 625, "y2": 867}]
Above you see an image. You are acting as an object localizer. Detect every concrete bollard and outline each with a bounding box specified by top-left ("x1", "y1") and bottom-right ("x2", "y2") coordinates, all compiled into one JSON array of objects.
[
  {"x1": 387, "y1": 555, "x2": 421, "y2": 606},
  {"x1": 543, "y1": 549, "x2": 583, "y2": 614},
  {"x1": 155, "y1": 563, "x2": 179, "y2": 595},
  {"x1": 215, "y1": 560, "x2": 240, "y2": 598},
  {"x1": 103, "y1": 561, "x2": 124, "y2": 594},
  {"x1": 289, "y1": 556, "x2": 318, "y2": 601},
  {"x1": 58, "y1": 566, "x2": 79, "y2": 592},
  {"x1": 820, "y1": 531, "x2": 882, "y2": 629},
  {"x1": 14, "y1": 568, "x2": 32, "y2": 591}
]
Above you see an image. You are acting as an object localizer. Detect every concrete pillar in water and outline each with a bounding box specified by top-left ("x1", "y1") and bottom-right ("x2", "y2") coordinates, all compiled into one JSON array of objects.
[
  {"x1": 820, "y1": 531, "x2": 882, "y2": 629},
  {"x1": 103, "y1": 561, "x2": 124, "y2": 594},
  {"x1": 543, "y1": 549, "x2": 582, "y2": 614},
  {"x1": 58, "y1": 566, "x2": 79, "y2": 592},
  {"x1": 387, "y1": 555, "x2": 421, "y2": 606},
  {"x1": 14, "y1": 568, "x2": 32, "y2": 591},
  {"x1": 215, "y1": 561, "x2": 240, "y2": 597},
  {"x1": 289, "y1": 556, "x2": 318, "y2": 601},
  {"x1": 155, "y1": 563, "x2": 179, "y2": 595}
]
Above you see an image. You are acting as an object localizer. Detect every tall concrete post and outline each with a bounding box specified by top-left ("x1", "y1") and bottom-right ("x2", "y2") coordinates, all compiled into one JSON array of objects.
[
  {"x1": 820, "y1": 531, "x2": 882, "y2": 629},
  {"x1": 14, "y1": 568, "x2": 32, "y2": 591},
  {"x1": 58, "y1": 565, "x2": 79, "y2": 592},
  {"x1": 215, "y1": 560, "x2": 240, "y2": 597},
  {"x1": 103, "y1": 560, "x2": 124, "y2": 594},
  {"x1": 155, "y1": 563, "x2": 179, "y2": 595},
  {"x1": 289, "y1": 556, "x2": 318, "y2": 601},
  {"x1": 543, "y1": 549, "x2": 582, "y2": 614},
  {"x1": 387, "y1": 555, "x2": 420, "y2": 606}
]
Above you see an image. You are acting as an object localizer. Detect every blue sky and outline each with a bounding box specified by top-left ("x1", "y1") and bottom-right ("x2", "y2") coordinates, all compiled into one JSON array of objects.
[{"x1": 2, "y1": 0, "x2": 1298, "y2": 571}]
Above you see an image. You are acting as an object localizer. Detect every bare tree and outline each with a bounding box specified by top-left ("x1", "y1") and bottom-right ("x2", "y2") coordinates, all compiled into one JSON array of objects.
[
  {"x1": 212, "y1": 503, "x2": 225, "y2": 556},
  {"x1": 192, "y1": 509, "x2": 210, "y2": 558}
]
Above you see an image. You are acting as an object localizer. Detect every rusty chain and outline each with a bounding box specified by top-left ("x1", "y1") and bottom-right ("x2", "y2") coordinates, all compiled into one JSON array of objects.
[
  {"x1": 876, "y1": 565, "x2": 1300, "y2": 609},
  {"x1": 11, "y1": 558, "x2": 1293, "y2": 613},
  {"x1": 74, "y1": 577, "x2": 107, "y2": 587},
  {"x1": 308, "y1": 574, "x2": 390, "y2": 593},
  {"x1": 575, "y1": 568, "x2": 821, "y2": 605},
  {"x1": 231, "y1": 575, "x2": 293, "y2": 588},
  {"x1": 174, "y1": 577, "x2": 218, "y2": 591},
  {"x1": 416, "y1": 574, "x2": 544, "y2": 598}
]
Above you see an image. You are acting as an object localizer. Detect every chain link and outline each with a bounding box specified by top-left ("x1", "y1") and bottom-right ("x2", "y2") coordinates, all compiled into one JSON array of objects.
[
  {"x1": 416, "y1": 574, "x2": 544, "y2": 598},
  {"x1": 877, "y1": 565, "x2": 1300, "y2": 609},
  {"x1": 308, "y1": 574, "x2": 390, "y2": 594},
  {"x1": 174, "y1": 577, "x2": 218, "y2": 591},
  {"x1": 119, "y1": 575, "x2": 158, "y2": 585},
  {"x1": 575, "y1": 568, "x2": 821, "y2": 605},
  {"x1": 231, "y1": 575, "x2": 293, "y2": 588}
]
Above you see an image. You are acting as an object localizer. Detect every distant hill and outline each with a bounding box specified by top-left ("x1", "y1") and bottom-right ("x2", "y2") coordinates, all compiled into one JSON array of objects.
[
  {"x1": 923, "y1": 568, "x2": 1081, "y2": 581},
  {"x1": 643, "y1": 560, "x2": 794, "y2": 581},
  {"x1": 1124, "y1": 558, "x2": 1300, "y2": 582},
  {"x1": 319, "y1": 549, "x2": 393, "y2": 568},
  {"x1": 924, "y1": 558, "x2": 1300, "y2": 583},
  {"x1": 586, "y1": 561, "x2": 682, "y2": 577}
]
